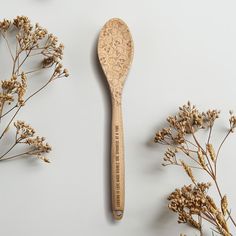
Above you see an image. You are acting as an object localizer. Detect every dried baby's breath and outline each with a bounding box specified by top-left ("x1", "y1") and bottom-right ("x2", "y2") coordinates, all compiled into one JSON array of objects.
[
  {"x1": 0, "y1": 16, "x2": 69, "y2": 163},
  {"x1": 154, "y1": 102, "x2": 236, "y2": 235}
]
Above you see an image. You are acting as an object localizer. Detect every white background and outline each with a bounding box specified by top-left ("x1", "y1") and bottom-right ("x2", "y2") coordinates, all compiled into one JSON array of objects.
[{"x1": 1, "y1": 0, "x2": 236, "y2": 235}]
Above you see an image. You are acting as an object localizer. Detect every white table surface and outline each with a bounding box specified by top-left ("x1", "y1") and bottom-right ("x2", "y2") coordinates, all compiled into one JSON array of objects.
[{"x1": 1, "y1": 0, "x2": 236, "y2": 235}]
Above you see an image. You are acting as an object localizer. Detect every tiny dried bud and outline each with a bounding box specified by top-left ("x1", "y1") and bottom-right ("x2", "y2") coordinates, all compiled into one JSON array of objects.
[
  {"x1": 206, "y1": 195, "x2": 218, "y2": 214},
  {"x1": 63, "y1": 68, "x2": 69, "y2": 77},
  {"x1": 229, "y1": 114, "x2": 236, "y2": 131},
  {"x1": 17, "y1": 72, "x2": 27, "y2": 106},
  {"x1": 197, "y1": 148, "x2": 206, "y2": 168},
  {"x1": 42, "y1": 157, "x2": 50, "y2": 163},
  {"x1": 0, "y1": 19, "x2": 11, "y2": 31},
  {"x1": 188, "y1": 217, "x2": 201, "y2": 229},
  {"x1": 216, "y1": 212, "x2": 230, "y2": 234},
  {"x1": 206, "y1": 144, "x2": 216, "y2": 161},
  {"x1": 221, "y1": 195, "x2": 228, "y2": 216},
  {"x1": 180, "y1": 160, "x2": 195, "y2": 184}
]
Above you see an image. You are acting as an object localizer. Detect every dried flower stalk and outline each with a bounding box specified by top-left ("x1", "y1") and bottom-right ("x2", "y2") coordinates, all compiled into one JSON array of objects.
[
  {"x1": 154, "y1": 102, "x2": 236, "y2": 235},
  {"x1": 0, "y1": 16, "x2": 69, "y2": 163}
]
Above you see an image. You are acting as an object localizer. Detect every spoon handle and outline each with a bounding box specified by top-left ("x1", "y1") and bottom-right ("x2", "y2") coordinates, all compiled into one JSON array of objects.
[{"x1": 111, "y1": 98, "x2": 125, "y2": 220}]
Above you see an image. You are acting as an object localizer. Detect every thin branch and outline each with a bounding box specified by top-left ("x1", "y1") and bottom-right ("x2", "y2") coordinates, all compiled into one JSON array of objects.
[
  {"x1": 216, "y1": 129, "x2": 231, "y2": 161},
  {"x1": 24, "y1": 67, "x2": 45, "y2": 75},
  {"x1": 0, "y1": 30, "x2": 14, "y2": 61},
  {"x1": 207, "y1": 126, "x2": 213, "y2": 145},
  {"x1": 185, "y1": 139, "x2": 199, "y2": 148},
  {"x1": 0, "y1": 149, "x2": 38, "y2": 161},
  {"x1": 214, "y1": 129, "x2": 232, "y2": 176},
  {"x1": 0, "y1": 105, "x2": 17, "y2": 118},
  {"x1": 0, "y1": 141, "x2": 17, "y2": 159},
  {"x1": 164, "y1": 162, "x2": 203, "y2": 170},
  {"x1": 12, "y1": 46, "x2": 22, "y2": 75},
  {"x1": 0, "y1": 100, "x2": 6, "y2": 124},
  {"x1": 15, "y1": 47, "x2": 33, "y2": 74}
]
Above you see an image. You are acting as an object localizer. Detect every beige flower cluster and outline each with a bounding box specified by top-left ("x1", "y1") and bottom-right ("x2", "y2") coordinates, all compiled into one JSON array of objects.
[
  {"x1": 168, "y1": 183, "x2": 229, "y2": 235},
  {"x1": 13, "y1": 121, "x2": 51, "y2": 163},
  {"x1": 1, "y1": 73, "x2": 27, "y2": 107},
  {"x1": 154, "y1": 102, "x2": 220, "y2": 145}
]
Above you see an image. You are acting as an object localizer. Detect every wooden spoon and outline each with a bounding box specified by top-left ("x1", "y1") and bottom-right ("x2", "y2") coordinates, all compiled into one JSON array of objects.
[{"x1": 97, "y1": 18, "x2": 134, "y2": 220}]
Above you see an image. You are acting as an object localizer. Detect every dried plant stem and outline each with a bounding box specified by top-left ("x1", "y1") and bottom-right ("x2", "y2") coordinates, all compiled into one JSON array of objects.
[
  {"x1": 207, "y1": 126, "x2": 213, "y2": 145},
  {"x1": 201, "y1": 214, "x2": 217, "y2": 228},
  {"x1": 12, "y1": 49, "x2": 21, "y2": 75},
  {"x1": 1, "y1": 105, "x2": 17, "y2": 118},
  {"x1": 0, "y1": 31, "x2": 14, "y2": 61},
  {"x1": 216, "y1": 130, "x2": 231, "y2": 162},
  {"x1": 0, "y1": 106, "x2": 20, "y2": 139},
  {"x1": 24, "y1": 67, "x2": 45, "y2": 75},
  {"x1": 165, "y1": 162, "x2": 203, "y2": 170},
  {"x1": 0, "y1": 100, "x2": 6, "y2": 123},
  {"x1": 0, "y1": 141, "x2": 17, "y2": 159},
  {"x1": 179, "y1": 150, "x2": 203, "y2": 168},
  {"x1": 185, "y1": 139, "x2": 198, "y2": 148},
  {"x1": 0, "y1": 149, "x2": 38, "y2": 161},
  {"x1": 199, "y1": 217, "x2": 204, "y2": 236},
  {"x1": 15, "y1": 48, "x2": 33, "y2": 75}
]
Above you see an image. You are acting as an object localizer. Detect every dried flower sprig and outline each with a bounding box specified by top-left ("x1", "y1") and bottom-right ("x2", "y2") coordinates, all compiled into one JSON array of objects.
[
  {"x1": 154, "y1": 102, "x2": 236, "y2": 236},
  {"x1": 0, "y1": 16, "x2": 69, "y2": 162}
]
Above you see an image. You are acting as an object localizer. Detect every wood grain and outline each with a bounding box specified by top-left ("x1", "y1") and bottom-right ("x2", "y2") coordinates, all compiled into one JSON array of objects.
[{"x1": 97, "y1": 18, "x2": 134, "y2": 220}]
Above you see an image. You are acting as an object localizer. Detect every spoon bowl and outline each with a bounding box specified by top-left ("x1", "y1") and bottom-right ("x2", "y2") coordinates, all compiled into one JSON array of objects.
[{"x1": 98, "y1": 18, "x2": 134, "y2": 104}]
